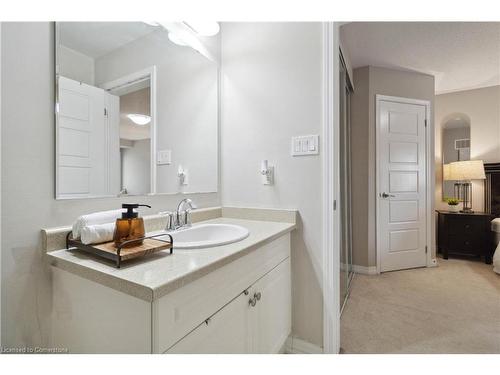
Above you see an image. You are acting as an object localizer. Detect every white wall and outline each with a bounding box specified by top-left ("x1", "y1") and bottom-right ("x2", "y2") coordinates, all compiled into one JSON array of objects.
[
  {"x1": 351, "y1": 66, "x2": 435, "y2": 267},
  {"x1": 435, "y1": 86, "x2": 500, "y2": 211},
  {"x1": 121, "y1": 140, "x2": 151, "y2": 195},
  {"x1": 221, "y1": 22, "x2": 324, "y2": 347},
  {"x1": 58, "y1": 45, "x2": 94, "y2": 85},
  {"x1": 94, "y1": 30, "x2": 218, "y2": 195},
  {"x1": 0, "y1": 22, "x2": 220, "y2": 349}
]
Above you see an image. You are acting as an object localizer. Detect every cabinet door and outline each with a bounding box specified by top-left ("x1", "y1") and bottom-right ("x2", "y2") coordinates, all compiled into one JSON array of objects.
[
  {"x1": 251, "y1": 258, "x2": 291, "y2": 353},
  {"x1": 166, "y1": 292, "x2": 252, "y2": 353}
]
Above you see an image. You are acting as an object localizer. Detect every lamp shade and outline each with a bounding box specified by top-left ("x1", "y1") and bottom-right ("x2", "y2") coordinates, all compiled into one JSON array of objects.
[
  {"x1": 447, "y1": 160, "x2": 486, "y2": 181},
  {"x1": 443, "y1": 163, "x2": 452, "y2": 181}
]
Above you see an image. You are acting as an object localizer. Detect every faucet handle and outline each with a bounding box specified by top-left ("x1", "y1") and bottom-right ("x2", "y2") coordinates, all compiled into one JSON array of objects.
[
  {"x1": 177, "y1": 210, "x2": 188, "y2": 226},
  {"x1": 184, "y1": 210, "x2": 192, "y2": 226},
  {"x1": 159, "y1": 211, "x2": 175, "y2": 231}
]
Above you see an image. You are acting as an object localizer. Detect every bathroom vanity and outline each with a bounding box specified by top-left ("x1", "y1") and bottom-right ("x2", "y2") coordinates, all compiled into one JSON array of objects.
[
  {"x1": 48, "y1": 24, "x2": 296, "y2": 354},
  {"x1": 44, "y1": 207, "x2": 296, "y2": 353}
]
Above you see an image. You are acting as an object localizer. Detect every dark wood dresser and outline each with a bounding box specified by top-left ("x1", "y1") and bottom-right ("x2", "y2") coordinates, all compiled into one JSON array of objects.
[{"x1": 436, "y1": 211, "x2": 493, "y2": 264}]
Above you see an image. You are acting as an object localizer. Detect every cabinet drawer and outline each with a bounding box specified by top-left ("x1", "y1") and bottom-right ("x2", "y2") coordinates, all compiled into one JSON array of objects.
[
  {"x1": 447, "y1": 217, "x2": 481, "y2": 235},
  {"x1": 449, "y1": 236, "x2": 481, "y2": 255},
  {"x1": 154, "y1": 233, "x2": 291, "y2": 353}
]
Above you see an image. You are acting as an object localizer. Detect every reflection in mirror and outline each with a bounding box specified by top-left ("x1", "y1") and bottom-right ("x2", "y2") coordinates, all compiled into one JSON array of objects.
[
  {"x1": 442, "y1": 113, "x2": 471, "y2": 200},
  {"x1": 118, "y1": 81, "x2": 151, "y2": 196},
  {"x1": 55, "y1": 22, "x2": 218, "y2": 199}
]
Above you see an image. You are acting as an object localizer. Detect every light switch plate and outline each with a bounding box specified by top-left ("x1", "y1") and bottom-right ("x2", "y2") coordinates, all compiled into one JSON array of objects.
[
  {"x1": 291, "y1": 135, "x2": 319, "y2": 156},
  {"x1": 157, "y1": 150, "x2": 172, "y2": 165}
]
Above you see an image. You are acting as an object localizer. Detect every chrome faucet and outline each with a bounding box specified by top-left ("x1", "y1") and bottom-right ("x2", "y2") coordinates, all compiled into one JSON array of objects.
[
  {"x1": 176, "y1": 198, "x2": 197, "y2": 229},
  {"x1": 161, "y1": 198, "x2": 197, "y2": 231}
]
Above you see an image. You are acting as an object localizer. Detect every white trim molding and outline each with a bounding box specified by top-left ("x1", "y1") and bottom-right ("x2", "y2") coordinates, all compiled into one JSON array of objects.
[
  {"x1": 322, "y1": 22, "x2": 341, "y2": 355},
  {"x1": 352, "y1": 265, "x2": 378, "y2": 275},
  {"x1": 285, "y1": 336, "x2": 324, "y2": 354},
  {"x1": 0, "y1": 21, "x2": 2, "y2": 346},
  {"x1": 375, "y1": 95, "x2": 433, "y2": 273}
]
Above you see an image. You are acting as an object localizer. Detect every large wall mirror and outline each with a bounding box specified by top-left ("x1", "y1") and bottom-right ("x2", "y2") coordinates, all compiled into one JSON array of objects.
[
  {"x1": 441, "y1": 113, "x2": 471, "y2": 200},
  {"x1": 55, "y1": 22, "x2": 219, "y2": 199}
]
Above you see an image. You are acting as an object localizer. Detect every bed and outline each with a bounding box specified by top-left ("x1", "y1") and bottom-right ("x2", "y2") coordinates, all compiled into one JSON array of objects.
[
  {"x1": 491, "y1": 219, "x2": 500, "y2": 274},
  {"x1": 484, "y1": 163, "x2": 500, "y2": 274}
]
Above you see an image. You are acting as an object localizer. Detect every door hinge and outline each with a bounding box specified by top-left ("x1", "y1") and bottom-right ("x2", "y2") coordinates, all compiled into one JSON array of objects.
[
  {"x1": 104, "y1": 108, "x2": 108, "y2": 116},
  {"x1": 424, "y1": 119, "x2": 427, "y2": 127},
  {"x1": 425, "y1": 246, "x2": 428, "y2": 254},
  {"x1": 333, "y1": 200, "x2": 337, "y2": 211}
]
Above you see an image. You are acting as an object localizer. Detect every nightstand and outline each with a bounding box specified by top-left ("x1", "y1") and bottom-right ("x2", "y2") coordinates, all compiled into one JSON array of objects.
[{"x1": 436, "y1": 210, "x2": 493, "y2": 264}]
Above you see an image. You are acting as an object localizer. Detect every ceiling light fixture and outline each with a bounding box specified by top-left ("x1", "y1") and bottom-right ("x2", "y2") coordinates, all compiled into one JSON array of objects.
[
  {"x1": 127, "y1": 114, "x2": 151, "y2": 126},
  {"x1": 184, "y1": 21, "x2": 220, "y2": 36}
]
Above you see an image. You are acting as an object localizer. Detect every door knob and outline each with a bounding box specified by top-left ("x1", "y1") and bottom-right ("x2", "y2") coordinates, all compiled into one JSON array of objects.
[{"x1": 381, "y1": 192, "x2": 395, "y2": 198}]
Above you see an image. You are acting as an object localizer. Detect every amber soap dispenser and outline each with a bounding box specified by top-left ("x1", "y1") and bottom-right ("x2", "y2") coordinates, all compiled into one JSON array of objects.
[{"x1": 113, "y1": 204, "x2": 151, "y2": 248}]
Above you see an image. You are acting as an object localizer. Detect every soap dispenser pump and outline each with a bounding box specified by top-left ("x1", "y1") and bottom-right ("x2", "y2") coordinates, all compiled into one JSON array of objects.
[{"x1": 113, "y1": 204, "x2": 151, "y2": 248}]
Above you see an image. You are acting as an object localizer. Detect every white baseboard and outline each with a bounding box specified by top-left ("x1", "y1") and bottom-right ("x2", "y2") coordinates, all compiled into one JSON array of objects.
[
  {"x1": 285, "y1": 336, "x2": 323, "y2": 354},
  {"x1": 352, "y1": 264, "x2": 378, "y2": 275}
]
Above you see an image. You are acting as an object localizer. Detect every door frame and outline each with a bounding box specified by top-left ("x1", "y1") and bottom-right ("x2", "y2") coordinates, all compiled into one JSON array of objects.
[
  {"x1": 100, "y1": 66, "x2": 158, "y2": 194},
  {"x1": 375, "y1": 95, "x2": 433, "y2": 274},
  {"x1": 322, "y1": 22, "x2": 341, "y2": 354}
]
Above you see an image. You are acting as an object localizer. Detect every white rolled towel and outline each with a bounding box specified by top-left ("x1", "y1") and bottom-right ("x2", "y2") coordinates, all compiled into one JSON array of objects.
[
  {"x1": 72, "y1": 209, "x2": 123, "y2": 239},
  {"x1": 80, "y1": 223, "x2": 116, "y2": 245}
]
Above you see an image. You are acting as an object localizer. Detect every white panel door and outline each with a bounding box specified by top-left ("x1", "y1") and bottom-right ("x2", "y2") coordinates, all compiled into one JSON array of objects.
[
  {"x1": 378, "y1": 98, "x2": 427, "y2": 272},
  {"x1": 57, "y1": 76, "x2": 107, "y2": 198},
  {"x1": 166, "y1": 292, "x2": 252, "y2": 353}
]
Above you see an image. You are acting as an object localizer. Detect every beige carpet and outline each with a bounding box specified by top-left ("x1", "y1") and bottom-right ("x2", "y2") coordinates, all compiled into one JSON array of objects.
[{"x1": 340, "y1": 258, "x2": 500, "y2": 353}]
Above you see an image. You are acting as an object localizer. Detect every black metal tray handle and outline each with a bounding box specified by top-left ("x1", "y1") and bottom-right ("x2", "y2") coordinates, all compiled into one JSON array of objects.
[{"x1": 66, "y1": 232, "x2": 174, "y2": 268}]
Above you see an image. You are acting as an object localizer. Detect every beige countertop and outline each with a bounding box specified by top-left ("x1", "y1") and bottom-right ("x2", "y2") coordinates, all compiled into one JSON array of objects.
[{"x1": 46, "y1": 212, "x2": 296, "y2": 302}]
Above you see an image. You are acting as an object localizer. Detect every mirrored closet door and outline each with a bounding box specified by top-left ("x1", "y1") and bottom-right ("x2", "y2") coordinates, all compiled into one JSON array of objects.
[{"x1": 339, "y1": 52, "x2": 354, "y2": 312}]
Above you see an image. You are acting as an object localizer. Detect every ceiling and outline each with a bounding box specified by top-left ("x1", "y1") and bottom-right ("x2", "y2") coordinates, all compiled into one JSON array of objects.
[
  {"x1": 59, "y1": 22, "x2": 156, "y2": 58},
  {"x1": 340, "y1": 22, "x2": 500, "y2": 94}
]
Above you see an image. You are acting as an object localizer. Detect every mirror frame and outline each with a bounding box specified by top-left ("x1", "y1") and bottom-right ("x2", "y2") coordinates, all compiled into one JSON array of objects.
[{"x1": 440, "y1": 113, "x2": 471, "y2": 202}]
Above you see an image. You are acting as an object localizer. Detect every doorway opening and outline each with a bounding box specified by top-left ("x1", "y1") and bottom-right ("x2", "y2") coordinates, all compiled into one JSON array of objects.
[{"x1": 101, "y1": 67, "x2": 157, "y2": 196}]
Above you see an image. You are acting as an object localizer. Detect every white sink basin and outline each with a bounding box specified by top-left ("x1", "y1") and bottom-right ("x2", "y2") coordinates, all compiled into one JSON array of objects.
[{"x1": 160, "y1": 223, "x2": 249, "y2": 249}]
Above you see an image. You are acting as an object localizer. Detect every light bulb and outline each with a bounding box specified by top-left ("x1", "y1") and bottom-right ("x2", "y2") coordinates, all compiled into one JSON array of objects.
[{"x1": 127, "y1": 114, "x2": 151, "y2": 126}]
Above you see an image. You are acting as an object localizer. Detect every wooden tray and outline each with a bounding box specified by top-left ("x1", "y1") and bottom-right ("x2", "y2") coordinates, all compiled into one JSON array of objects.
[{"x1": 66, "y1": 233, "x2": 173, "y2": 268}]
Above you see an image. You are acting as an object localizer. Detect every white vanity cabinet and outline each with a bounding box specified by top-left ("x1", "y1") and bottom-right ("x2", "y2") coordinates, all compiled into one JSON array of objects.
[
  {"x1": 166, "y1": 258, "x2": 291, "y2": 353},
  {"x1": 51, "y1": 232, "x2": 291, "y2": 354}
]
